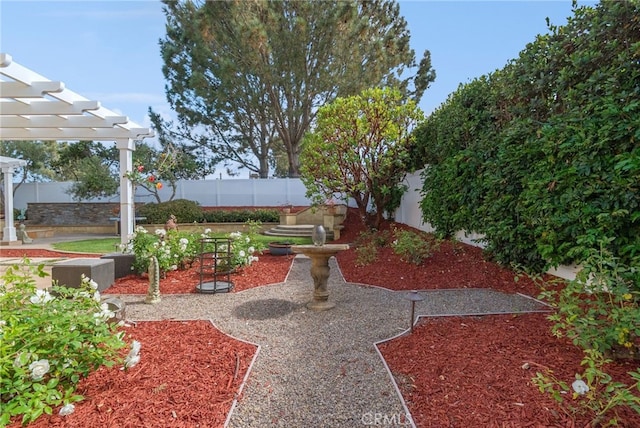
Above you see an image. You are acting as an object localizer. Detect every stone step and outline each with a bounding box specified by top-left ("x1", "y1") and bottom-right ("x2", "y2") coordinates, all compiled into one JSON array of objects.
[{"x1": 263, "y1": 224, "x2": 334, "y2": 239}]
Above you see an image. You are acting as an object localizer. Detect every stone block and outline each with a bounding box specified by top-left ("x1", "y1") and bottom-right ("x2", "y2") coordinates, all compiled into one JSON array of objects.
[
  {"x1": 100, "y1": 253, "x2": 136, "y2": 278},
  {"x1": 52, "y1": 258, "x2": 114, "y2": 292}
]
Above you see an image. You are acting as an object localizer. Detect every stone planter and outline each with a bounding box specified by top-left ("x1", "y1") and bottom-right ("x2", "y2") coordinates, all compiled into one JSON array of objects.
[{"x1": 268, "y1": 241, "x2": 293, "y2": 256}]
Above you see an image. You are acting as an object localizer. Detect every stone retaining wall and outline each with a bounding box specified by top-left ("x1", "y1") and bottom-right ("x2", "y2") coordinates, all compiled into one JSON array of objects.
[{"x1": 27, "y1": 203, "x2": 118, "y2": 225}]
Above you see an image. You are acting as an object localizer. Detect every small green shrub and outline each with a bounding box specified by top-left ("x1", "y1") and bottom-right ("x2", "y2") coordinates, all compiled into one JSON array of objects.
[
  {"x1": 137, "y1": 199, "x2": 202, "y2": 224},
  {"x1": 535, "y1": 243, "x2": 640, "y2": 425},
  {"x1": 532, "y1": 349, "x2": 640, "y2": 426},
  {"x1": 540, "y1": 243, "x2": 639, "y2": 356},
  {"x1": 353, "y1": 229, "x2": 390, "y2": 266},
  {"x1": 391, "y1": 227, "x2": 440, "y2": 265}
]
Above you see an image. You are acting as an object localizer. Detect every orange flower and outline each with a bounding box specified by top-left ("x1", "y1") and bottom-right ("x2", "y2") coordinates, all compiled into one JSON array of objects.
[{"x1": 156, "y1": 182, "x2": 163, "y2": 190}]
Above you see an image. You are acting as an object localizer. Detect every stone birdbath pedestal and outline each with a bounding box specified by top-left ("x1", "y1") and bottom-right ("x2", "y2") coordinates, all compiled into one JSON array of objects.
[{"x1": 291, "y1": 244, "x2": 349, "y2": 311}]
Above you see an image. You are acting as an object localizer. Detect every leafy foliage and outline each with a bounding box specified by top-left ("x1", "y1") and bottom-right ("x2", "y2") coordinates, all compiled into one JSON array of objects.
[
  {"x1": 412, "y1": 1, "x2": 640, "y2": 272},
  {"x1": 300, "y1": 87, "x2": 423, "y2": 229},
  {"x1": 122, "y1": 224, "x2": 265, "y2": 275},
  {"x1": 532, "y1": 349, "x2": 640, "y2": 427},
  {"x1": 534, "y1": 245, "x2": 640, "y2": 425},
  {"x1": 354, "y1": 229, "x2": 391, "y2": 266},
  {"x1": 540, "y1": 244, "x2": 639, "y2": 359},
  {"x1": 136, "y1": 200, "x2": 279, "y2": 224},
  {"x1": 201, "y1": 209, "x2": 279, "y2": 224},
  {"x1": 52, "y1": 141, "x2": 119, "y2": 201},
  {"x1": 137, "y1": 199, "x2": 203, "y2": 224},
  {"x1": 160, "y1": 0, "x2": 434, "y2": 177},
  {"x1": 0, "y1": 262, "x2": 129, "y2": 426},
  {"x1": 391, "y1": 226, "x2": 441, "y2": 265}
]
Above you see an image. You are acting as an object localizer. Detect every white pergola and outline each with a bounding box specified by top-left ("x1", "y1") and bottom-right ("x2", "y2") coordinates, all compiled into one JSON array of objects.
[{"x1": 0, "y1": 53, "x2": 154, "y2": 245}]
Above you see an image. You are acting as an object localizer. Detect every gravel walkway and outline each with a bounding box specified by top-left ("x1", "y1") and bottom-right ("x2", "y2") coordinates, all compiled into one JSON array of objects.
[{"x1": 116, "y1": 255, "x2": 549, "y2": 427}]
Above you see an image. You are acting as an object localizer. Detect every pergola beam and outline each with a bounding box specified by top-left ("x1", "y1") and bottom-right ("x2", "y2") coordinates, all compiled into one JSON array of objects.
[
  {"x1": 1, "y1": 127, "x2": 151, "y2": 140},
  {"x1": 0, "y1": 115, "x2": 129, "y2": 128},
  {"x1": 0, "y1": 80, "x2": 65, "y2": 97},
  {"x1": 0, "y1": 100, "x2": 101, "y2": 115},
  {"x1": 0, "y1": 53, "x2": 154, "y2": 245}
]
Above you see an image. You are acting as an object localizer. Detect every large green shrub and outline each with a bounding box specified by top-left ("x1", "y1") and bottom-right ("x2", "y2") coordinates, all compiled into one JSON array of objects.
[
  {"x1": 413, "y1": 1, "x2": 640, "y2": 272},
  {"x1": 300, "y1": 87, "x2": 423, "y2": 230},
  {"x1": 137, "y1": 199, "x2": 202, "y2": 224}
]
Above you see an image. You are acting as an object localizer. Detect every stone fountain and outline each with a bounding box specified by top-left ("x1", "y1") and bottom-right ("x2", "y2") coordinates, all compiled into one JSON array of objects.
[{"x1": 291, "y1": 244, "x2": 349, "y2": 311}]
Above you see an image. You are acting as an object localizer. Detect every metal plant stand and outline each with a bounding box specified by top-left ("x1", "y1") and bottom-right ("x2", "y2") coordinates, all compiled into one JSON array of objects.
[{"x1": 196, "y1": 237, "x2": 234, "y2": 293}]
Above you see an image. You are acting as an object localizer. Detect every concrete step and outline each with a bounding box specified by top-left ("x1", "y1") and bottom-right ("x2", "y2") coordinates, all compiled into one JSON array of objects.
[{"x1": 263, "y1": 224, "x2": 334, "y2": 239}]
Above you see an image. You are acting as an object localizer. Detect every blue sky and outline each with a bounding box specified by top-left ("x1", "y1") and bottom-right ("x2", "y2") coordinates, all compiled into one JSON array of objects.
[{"x1": 1, "y1": 1, "x2": 594, "y2": 132}]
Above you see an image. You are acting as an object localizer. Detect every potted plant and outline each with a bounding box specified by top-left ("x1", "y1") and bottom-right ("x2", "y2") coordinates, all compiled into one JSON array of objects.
[
  {"x1": 268, "y1": 241, "x2": 293, "y2": 256},
  {"x1": 280, "y1": 203, "x2": 293, "y2": 214}
]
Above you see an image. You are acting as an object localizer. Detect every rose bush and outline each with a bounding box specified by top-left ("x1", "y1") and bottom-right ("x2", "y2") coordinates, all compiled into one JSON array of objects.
[
  {"x1": 0, "y1": 261, "x2": 137, "y2": 426},
  {"x1": 122, "y1": 222, "x2": 265, "y2": 276}
]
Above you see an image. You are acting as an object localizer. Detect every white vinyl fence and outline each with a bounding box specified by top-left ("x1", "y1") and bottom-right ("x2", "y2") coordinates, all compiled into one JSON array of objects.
[{"x1": 13, "y1": 178, "x2": 313, "y2": 209}]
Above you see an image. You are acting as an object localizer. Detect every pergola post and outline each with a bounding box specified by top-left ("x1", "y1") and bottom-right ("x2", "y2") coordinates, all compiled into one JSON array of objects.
[
  {"x1": 2, "y1": 165, "x2": 18, "y2": 242},
  {"x1": 116, "y1": 138, "x2": 136, "y2": 246}
]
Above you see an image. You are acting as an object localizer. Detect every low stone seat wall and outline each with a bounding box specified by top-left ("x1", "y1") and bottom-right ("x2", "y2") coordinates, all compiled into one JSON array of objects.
[
  {"x1": 100, "y1": 253, "x2": 135, "y2": 279},
  {"x1": 26, "y1": 228, "x2": 55, "y2": 238},
  {"x1": 52, "y1": 258, "x2": 114, "y2": 291}
]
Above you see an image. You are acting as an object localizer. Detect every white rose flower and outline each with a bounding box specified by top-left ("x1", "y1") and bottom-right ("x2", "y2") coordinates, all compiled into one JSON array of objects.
[
  {"x1": 59, "y1": 403, "x2": 75, "y2": 416},
  {"x1": 94, "y1": 303, "x2": 114, "y2": 324},
  {"x1": 130, "y1": 340, "x2": 142, "y2": 356},
  {"x1": 30, "y1": 289, "x2": 53, "y2": 305},
  {"x1": 572, "y1": 379, "x2": 589, "y2": 395},
  {"x1": 29, "y1": 359, "x2": 50, "y2": 381},
  {"x1": 123, "y1": 354, "x2": 141, "y2": 369}
]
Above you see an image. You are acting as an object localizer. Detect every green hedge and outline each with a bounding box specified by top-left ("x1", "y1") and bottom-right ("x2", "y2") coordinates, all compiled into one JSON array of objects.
[
  {"x1": 201, "y1": 209, "x2": 279, "y2": 223},
  {"x1": 136, "y1": 199, "x2": 279, "y2": 224},
  {"x1": 411, "y1": 1, "x2": 640, "y2": 273},
  {"x1": 137, "y1": 199, "x2": 202, "y2": 224}
]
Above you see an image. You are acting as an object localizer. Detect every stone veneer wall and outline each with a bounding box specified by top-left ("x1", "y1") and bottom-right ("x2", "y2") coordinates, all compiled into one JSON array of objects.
[{"x1": 27, "y1": 203, "x2": 119, "y2": 225}]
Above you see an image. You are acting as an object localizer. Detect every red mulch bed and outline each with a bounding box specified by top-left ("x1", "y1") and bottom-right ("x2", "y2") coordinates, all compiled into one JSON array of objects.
[
  {"x1": 104, "y1": 253, "x2": 293, "y2": 294},
  {"x1": 378, "y1": 314, "x2": 640, "y2": 427},
  {"x1": 5, "y1": 210, "x2": 639, "y2": 427},
  {"x1": 9, "y1": 321, "x2": 255, "y2": 428}
]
